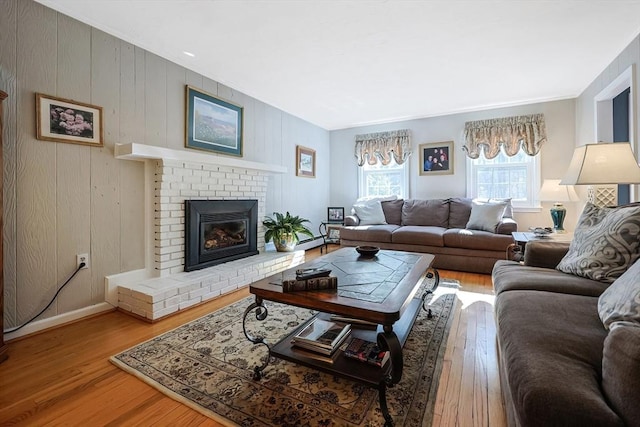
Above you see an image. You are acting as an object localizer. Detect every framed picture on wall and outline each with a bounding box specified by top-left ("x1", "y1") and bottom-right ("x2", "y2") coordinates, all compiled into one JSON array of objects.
[
  {"x1": 36, "y1": 93, "x2": 104, "y2": 147},
  {"x1": 419, "y1": 141, "x2": 454, "y2": 176},
  {"x1": 296, "y1": 145, "x2": 316, "y2": 178},
  {"x1": 185, "y1": 85, "x2": 243, "y2": 157}
]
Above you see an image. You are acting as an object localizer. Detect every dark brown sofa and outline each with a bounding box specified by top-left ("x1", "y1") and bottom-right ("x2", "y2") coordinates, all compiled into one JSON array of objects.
[
  {"x1": 341, "y1": 197, "x2": 516, "y2": 274},
  {"x1": 492, "y1": 241, "x2": 640, "y2": 427}
]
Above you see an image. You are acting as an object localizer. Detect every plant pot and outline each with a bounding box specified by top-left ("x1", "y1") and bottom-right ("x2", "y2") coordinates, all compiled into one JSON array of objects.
[{"x1": 274, "y1": 234, "x2": 297, "y2": 252}]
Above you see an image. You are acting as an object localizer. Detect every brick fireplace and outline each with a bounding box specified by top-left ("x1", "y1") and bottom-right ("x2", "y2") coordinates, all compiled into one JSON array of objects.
[{"x1": 107, "y1": 143, "x2": 305, "y2": 320}]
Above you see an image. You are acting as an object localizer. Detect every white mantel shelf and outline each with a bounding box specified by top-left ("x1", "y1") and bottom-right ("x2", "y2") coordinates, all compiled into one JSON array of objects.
[{"x1": 115, "y1": 143, "x2": 287, "y2": 174}]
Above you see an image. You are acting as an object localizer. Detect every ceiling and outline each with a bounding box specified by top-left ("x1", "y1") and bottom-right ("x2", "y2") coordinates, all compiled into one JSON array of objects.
[{"x1": 36, "y1": 1, "x2": 640, "y2": 130}]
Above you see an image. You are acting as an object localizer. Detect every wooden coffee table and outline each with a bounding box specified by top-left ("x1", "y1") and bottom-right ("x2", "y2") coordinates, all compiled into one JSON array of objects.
[{"x1": 242, "y1": 247, "x2": 438, "y2": 426}]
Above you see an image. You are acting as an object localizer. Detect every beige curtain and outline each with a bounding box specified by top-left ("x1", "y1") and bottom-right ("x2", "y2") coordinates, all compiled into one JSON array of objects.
[
  {"x1": 354, "y1": 129, "x2": 412, "y2": 166},
  {"x1": 463, "y1": 114, "x2": 547, "y2": 159}
]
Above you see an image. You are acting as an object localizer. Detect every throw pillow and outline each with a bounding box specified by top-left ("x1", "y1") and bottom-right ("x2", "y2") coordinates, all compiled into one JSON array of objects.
[
  {"x1": 352, "y1": 200, "x2": 387, "y2": 225},
  {"x1": 401, "y1": 199, "x2": 449, "y2": 227},
  {"x1": 598, "y1": 258, "x2": 640, "y2": 329},
  {"x1": 556, "y1": 203, "x2": 640, "y2": 283},
  {"x1": 489, "y1": 197, "x2": 514, "y2": 218},
  {"x1": 465, "y1": 200, "x2": 507, "y2": 232}
]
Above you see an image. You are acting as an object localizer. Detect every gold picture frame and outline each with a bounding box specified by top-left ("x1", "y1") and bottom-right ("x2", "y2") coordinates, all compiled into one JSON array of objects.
[
  {"x1": 419, "y1": 141, "x2": 454, "y2": 176},
  {"x1": 296, "y1": 145, "x2": 316, "y2": 178},
  {"x1": 36, "y1": 93, "x2": 104, "y2": 146}
]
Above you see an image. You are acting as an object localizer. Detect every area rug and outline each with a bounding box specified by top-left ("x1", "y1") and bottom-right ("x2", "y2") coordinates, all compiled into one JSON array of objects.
[{"x1": 110, "y1": 278, "x2": 459, "y2": 426}]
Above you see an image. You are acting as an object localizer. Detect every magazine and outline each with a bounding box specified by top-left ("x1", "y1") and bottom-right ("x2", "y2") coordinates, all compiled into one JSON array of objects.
[
  {"x1": 292, "y1": 318, "x2": 351, "y2": 354},
  {"x1": 343, "y1": 337, "x2": 390, "y2": 367}
]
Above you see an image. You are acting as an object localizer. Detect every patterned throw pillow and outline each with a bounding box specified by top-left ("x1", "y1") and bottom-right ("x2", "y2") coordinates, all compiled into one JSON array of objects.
[
  {"x1": 598, "y1": 258, "x2": 640, "y2": 329},
  {"x1": 556, "y1": 203, "x2": 640, "y2": 283}
]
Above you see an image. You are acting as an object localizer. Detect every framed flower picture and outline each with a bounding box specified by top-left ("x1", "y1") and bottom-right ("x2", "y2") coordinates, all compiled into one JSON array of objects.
[{"x1": 36, "y1": 93, "x2": 103, "y2": 146}]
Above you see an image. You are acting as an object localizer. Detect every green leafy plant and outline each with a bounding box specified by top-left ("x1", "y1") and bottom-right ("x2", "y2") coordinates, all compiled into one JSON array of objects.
[{"x1": 263, "y1": 211, "x2": 314, "y2": 245}]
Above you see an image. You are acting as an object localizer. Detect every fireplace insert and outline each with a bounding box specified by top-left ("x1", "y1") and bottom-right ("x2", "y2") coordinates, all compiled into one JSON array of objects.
[{"x1": 184, "y1": 200, "x2": 259, "y2": 271}]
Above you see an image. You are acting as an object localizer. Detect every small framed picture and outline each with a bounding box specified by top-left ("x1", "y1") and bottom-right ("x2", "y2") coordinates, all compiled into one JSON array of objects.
[
  {"x1": 327, "y1": 207, "x2": 344, "y2": 222},
  {"x1": 36, "y1": 93, "x2": 103, "y2": 146},
  {"x1": 326, "y1": 225, "x2": 341, "y2": 241},
  {"x1": 296, "y1": 145, "x2": 316, "y2": 178},
  {"x1": 186, "y1": 85, "x2": 243, "y2": 157},
  {"x1": 419, "y1": 141, "x2": 454, "y2": 176}
]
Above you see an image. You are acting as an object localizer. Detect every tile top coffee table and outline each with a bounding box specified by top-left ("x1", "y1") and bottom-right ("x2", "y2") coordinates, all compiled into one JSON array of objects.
[{"x1": 242, "y1": 247, "x2": 438, "y2": 426}]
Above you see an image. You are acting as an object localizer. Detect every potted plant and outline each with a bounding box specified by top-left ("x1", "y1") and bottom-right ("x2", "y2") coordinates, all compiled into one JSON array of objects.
[{"x1": 263, "y1": 211, "x2": 314, "y2": 252}]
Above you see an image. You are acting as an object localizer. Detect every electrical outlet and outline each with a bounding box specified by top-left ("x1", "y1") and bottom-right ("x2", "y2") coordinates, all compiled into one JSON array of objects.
[{"x1": 77, "y1": 253, "x2": 89, "y2": 270}]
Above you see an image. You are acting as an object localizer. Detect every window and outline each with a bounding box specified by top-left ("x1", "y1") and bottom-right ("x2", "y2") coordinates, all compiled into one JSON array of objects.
[
  {"x1": 358, "y1": 158, "x2": 408, "y2": 199},
  {"x1": 466, "y1": 148, "x2": 540, "y2": 209}
]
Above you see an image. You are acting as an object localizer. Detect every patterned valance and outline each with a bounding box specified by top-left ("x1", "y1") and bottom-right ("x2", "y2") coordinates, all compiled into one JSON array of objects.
[
  {"x1": 463, "y1": 114, "x2": 547, "y2": 159},
  {"x1": 354, "y1": 129, "x2": 412, "y2": 166}
]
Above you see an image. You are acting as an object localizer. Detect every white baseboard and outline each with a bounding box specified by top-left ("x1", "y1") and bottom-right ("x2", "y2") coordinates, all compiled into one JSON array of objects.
[{"x1": 4, "y1": 302, "x2": 114, "y2": 342}]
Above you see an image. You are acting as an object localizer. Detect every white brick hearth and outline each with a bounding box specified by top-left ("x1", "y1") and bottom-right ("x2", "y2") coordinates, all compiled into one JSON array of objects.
[{"x1": 108, "y1": 143, "x2": 303, "y2": 321}]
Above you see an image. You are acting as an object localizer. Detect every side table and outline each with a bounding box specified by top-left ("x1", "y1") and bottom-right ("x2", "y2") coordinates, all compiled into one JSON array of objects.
[
  {"x1": 509, "y1": 231, "x2": 573, "y2": 261},
  {"x1": 319, "y1": 221, "x2": 343, "y2": 254}
]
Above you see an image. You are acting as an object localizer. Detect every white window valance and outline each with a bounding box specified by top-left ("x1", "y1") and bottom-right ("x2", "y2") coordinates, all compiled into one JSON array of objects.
[
  {"x1": 463, "y1": 114, "x2": 547, "y2": 159},
  {"x1": 355, "y1": 129, "x2": 412, "y2": 166}
]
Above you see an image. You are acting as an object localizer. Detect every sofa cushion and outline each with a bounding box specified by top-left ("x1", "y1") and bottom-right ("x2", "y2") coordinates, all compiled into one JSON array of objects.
[
  {"x1": 557, "y1": 202, "x2": 640, "y2": 283},
  {"x1": 448, "y1": 197, "x2": 472, "y2": 228},
  {"x1": 381, "y1": 199, "x2": 404, "y2": 225},
  {"x1": 492, "y1": 260, "x2": 609, "y2": 297},
  {"x1": 496, "y1": 290, "x2": 622, "y2": 427},
  {"x1": 598, "y1": 258, "x2": 640, "y2": 329},
  {"x1": 401, "y1": 199, "x2": 449, "y2": 227},
  {"x1": 339, "y1": 224, "x2": 399, "y2": 243},
  {"x1": 443, "y1": 228, "x2": 514, "y2": 251},
  {"x1": 465, "y1": 200, "x2": 507, "y2": 232},
  {"x1": 391, "y1": 226, "x2": 445, "y2": 246},
  {"x1": 352, "y1": 200, "x2": 387, "y2": 225},
  {"x1": 602, "y1": 324, "x2": 640, "y2": 427}
]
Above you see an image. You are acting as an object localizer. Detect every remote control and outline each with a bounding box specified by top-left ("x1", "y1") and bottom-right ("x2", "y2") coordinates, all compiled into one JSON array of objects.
[{"x1": 295, "y1": 268, "x2": 331, "y2": 280}]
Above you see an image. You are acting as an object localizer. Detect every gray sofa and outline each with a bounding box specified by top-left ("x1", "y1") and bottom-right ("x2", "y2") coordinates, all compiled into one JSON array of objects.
[
  {"x1": 340, "y1": 197, "x2": 516, "y2": 274},
  {"x1": 492, "y1": 241, "x2": 640, "y2": 427}
]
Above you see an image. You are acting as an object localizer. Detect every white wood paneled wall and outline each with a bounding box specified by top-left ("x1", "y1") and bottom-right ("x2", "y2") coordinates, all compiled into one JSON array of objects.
[{"x1": 0, "y1": 0, "x2": 330, "y2": 328}]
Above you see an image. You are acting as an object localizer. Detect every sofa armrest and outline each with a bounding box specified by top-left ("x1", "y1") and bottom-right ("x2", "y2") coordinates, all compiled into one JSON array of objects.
[
  {"x1": 496, "y1": 217, "x2": 517, "y2": 234},
  {"x1": 523, "y1": 240, "x2": 570, "y2": 269},
  {"x1": 344, "y1": 215, "x2": 360, "y2": 226}
]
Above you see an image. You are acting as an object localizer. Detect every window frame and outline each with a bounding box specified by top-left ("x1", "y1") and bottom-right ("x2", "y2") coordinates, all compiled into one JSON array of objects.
[
  {"x1": 357, "y1": 158, "x2": 409, "y2": 200},
  {"x1": 465, "y1": 148, "x2": 541, "y2": 211}
]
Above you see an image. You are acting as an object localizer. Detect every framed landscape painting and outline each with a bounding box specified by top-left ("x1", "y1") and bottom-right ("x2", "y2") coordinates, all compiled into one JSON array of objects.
[
  {"x1": 419, "y1": 141, "x2": 454, "y2": 176},
  {"x1": 296, "y1": 145, "x2": 316, "y2": 178},
  {"x1": 36, "y1": 93, "x2": 103, "y2": 146},
  {"x1": 186, "y1": 85, "x2": 243, "y2": 157}
]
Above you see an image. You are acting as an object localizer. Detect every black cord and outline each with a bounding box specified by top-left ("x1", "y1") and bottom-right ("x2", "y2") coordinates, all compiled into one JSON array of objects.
[{"x1": 4, "y1": 262, "x2": 86, "y2": 334}]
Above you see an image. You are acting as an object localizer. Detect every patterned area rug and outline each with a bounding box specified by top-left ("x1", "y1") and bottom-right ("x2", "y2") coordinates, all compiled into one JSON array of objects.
[{"x1": 110, "y1": 278, "x2": 459, "y2": 426}]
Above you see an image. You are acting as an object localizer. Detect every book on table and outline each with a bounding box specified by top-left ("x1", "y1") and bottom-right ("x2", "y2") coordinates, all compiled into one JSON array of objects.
[
  {"x1": 292, "y1": 317, "x2": 351, "y2": 356},
  {"x1": 343, "y1": 337, "x2": 390, "y2": 368}
]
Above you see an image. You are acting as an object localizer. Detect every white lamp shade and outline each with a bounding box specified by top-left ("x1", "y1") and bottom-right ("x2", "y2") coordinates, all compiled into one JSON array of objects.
[
  {"x1": 539, "y1": 179, "x2": 579, "y2": 202},
  {"x1": 560, "y1": 142, "x2": 640, "y2": 185}
]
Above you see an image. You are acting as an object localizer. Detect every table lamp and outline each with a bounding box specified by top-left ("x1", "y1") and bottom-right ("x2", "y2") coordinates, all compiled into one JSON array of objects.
[
  {"x1": 539, "y1": 179, "x2": 579, "y2": 232},
  {"x1": 560, "y1": 142, "x2": 640, "y2": 206}
]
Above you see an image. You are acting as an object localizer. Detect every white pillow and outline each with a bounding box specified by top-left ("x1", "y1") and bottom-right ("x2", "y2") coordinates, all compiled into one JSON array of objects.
[
  {"x1": 353, "y1": 200, "x2": 387, "y2": 225},
  {"x1": 465, "y1": 201, "x2": 507, "y2": 232},
  {"x1": 355, "y1": 195, "x2": 398, "y2": 203},
  {"x1": 598, "y1": 258, "x2": 640, "y2": 330}
]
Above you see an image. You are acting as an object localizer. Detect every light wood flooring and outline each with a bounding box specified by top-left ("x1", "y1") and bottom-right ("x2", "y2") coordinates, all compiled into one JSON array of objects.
[{"x1": 0, "y1": 247, "x2": 505, "y2": 426}]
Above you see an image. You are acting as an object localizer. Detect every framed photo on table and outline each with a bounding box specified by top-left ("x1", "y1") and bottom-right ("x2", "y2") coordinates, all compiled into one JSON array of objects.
[
  {"x1": 296, "y1": 145, "x2": 316, "y2": 178},
  {"x1": 185, "y1": 85, "x2": 243, "y2": 157},
  {"x1": 36, "y1": 93, "x2": 103, "y2": 147},
  {"x1": 326, "y1": 225, "x2": 342, "y2": 241},
  {"x1": 419, "y1": 141, "x2": 454, "y2": 176},
  {"x1": 327, "y1": 207, "x2": 344, "y2": 222}
]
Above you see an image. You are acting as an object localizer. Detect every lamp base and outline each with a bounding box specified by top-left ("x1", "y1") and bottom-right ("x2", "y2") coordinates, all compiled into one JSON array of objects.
[{"x1": 550, "y1": 203, "x2": 566, "y2": 232}]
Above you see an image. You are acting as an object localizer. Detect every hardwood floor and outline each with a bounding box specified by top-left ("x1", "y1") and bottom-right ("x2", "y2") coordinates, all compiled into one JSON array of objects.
[{"x1": 0, "y1": 247, "x2": 505, "y2": 426}]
